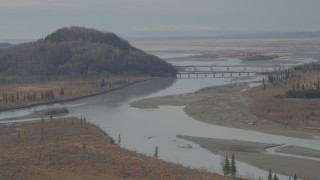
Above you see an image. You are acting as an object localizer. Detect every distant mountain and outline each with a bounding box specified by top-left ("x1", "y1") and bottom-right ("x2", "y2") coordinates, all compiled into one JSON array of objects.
[
  {"x1": 130, "y1": 31, "x2": 320, "y2": 41},
  {"x1": 0, "y1": 27, "x2": 176, "y2": 78},
  {"x1": 212, "y1": 31, "x2": 320, "y2": 40},
  {"x1": 0, "y1": 43, "x2": 14, "y2": 49}
]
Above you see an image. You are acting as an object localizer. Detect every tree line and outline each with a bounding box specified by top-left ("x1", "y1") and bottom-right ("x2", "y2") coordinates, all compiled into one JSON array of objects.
[
  {"x1": 0, "y1": 88, "x2": 66, "y2": 104},
  {"x1": 267, "y1": 169, "x2": 298, "y2": 180},
  {"x1": 266, "y1": 62, "x2": 320, "y2": 99}
]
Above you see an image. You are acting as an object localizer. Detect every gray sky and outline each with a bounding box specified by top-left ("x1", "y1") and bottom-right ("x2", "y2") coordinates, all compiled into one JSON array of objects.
[{"x1": 1, "y1": 0, "x2": 320, "y2": 40}]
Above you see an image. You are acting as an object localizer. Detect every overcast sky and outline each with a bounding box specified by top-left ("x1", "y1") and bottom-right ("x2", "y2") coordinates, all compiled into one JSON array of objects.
[{"x1": 1, "y1": 0, "x2": 320, "y2": 40}]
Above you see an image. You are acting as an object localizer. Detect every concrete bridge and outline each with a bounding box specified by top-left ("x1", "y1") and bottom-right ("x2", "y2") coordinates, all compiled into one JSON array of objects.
[
  {"x1": 175, "y1": 65, "x2": 291, "y2": 72},
  {"x1": 176, "y1": 71, "x2": 258, "y2": 78},
  {"x1": 174, "y1": 65, "x2": 287, "y2": 79}
]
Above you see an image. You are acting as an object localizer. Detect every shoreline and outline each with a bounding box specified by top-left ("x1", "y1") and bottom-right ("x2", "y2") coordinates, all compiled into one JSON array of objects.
[
  {"x1": 0, "y1": 77, "x2": 152, "y2": 115},
  {"x1": 0, "y1": 107, "x2": 70, "y2": 121}
]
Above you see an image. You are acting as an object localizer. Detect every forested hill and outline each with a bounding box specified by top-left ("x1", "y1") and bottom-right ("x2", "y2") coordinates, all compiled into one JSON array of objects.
[{"x1": 0, "y1": 27, "x2": 176, "y2": 78}]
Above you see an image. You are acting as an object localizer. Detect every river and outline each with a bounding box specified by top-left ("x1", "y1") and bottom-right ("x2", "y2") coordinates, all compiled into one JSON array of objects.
[{"x1": 1, "y1": 39, "x2": 320, "y2": 179}]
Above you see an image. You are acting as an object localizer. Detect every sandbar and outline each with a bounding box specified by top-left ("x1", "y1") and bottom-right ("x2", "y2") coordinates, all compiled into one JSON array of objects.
[{"x1": 178, "y1": 135, "x2": 320, "y2": 180}]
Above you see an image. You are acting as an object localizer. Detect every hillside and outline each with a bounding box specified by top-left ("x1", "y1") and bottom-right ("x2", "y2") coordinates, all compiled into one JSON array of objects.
[
  {"x1": 0, "y1": 27, "x2": 176, "y2": 79},
  {"x1": 0, "y1": 117, "x2": 229, "y2": 180}
]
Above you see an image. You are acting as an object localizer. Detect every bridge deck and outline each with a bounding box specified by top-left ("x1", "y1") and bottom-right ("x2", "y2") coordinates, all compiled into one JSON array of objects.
[
  {"x1": 175, "y1": 65, "x2": 292, "y2": 68},
  {"x1": 177, "y1": 71, "x2": 258, "y2": 74}
]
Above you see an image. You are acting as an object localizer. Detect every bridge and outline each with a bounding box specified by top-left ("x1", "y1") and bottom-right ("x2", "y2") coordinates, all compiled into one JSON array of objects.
[
  {"x1": 175, "y1": 65, "x2": 291, "y2": 71},
  {"x1": 175, "y1": 65, "x2": 289, "y2": 78},
  {"x1": 176, "y1": 71, "x2": 258, "y2": 78}
]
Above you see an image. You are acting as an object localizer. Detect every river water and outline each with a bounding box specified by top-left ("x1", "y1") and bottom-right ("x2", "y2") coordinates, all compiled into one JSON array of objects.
[{"x1": 1, "y1": 40, "x2": 320, "y2": 179}]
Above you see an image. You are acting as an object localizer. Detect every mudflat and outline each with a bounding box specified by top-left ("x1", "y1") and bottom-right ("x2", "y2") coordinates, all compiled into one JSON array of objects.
[
  {"x1": 275, "y1": 145, "x2": 320, "y2": 158},
  {"x1": 178, "y1": 135, "x2": 320, "y2": 180}
]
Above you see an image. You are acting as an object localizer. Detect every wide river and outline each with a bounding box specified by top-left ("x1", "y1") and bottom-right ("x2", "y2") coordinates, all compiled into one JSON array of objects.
[{"x1": 1, "y1": 40, "x2": 320, "y2": 179}]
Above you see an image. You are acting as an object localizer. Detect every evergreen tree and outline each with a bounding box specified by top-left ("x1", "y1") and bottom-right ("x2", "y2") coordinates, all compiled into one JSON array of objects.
[
  {"x1": 33, "y1": 92, "x2": 37, "y2": 101},
  {"x1": 273, "y1": 174, "x2": 278, "y2": 180},
  {"x1": 223, "y1": 155, "x2": 230, "y2": 176},
  {"x1": 293, "y1": 174, "x2": 297, "y2": 180},
  {"x1": 263, "y1": 77, "x2": 266, "y2": 90},
  {"x1": 268, "y1": 169, "x2": 272, "y2": 180},
  {"x1": 101, "y1": 79, "x2": 105, "y2": 87},
  {"x1": 118, "y1": 134, "x2": 121, "y2": 145},
  {"x1": 154, "y1": 146, "x2": 158, "y2": 158},
  {"x1": 230, "y1": 154, "x2": 237, "y2": 176},
  {"x1": 59, "y1": 87, "x2": 64, "y2": 96}
]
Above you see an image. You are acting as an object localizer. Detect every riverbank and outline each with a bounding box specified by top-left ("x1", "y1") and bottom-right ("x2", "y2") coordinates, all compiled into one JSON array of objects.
[
  {"x1": 131, "y1": 83, "x2": 318, "y2": 138},
  {"x1": 0, "y1": 117, "x2": 229, "y2": 180},
  {"x1": 0, "y1": 76, "x2": 150, "y2": 113},
  {"x1": 178, "y1": 135, "x2": 320, "y2": 180}
]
